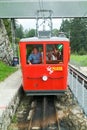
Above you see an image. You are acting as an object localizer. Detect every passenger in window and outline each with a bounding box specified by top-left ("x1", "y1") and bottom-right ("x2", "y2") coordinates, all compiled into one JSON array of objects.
[
  {"x1": 28, "y1": 47, "x2": 42, "y2": 64},
  {"x1": 59, "y1": 50, "x2": 63, "y2": 60},
  {"x1": 46, "y1": 50, "x2": 53, "y2": 60},
  {"x1": 52, "y1": 48, "x2": 59, "y2": 60},
  {"x1": 52, "y1": 53, "x2": 57, "y2": 60},
  {"x1": 47, "y1": 49, "x2": 58, "y2": 61}
]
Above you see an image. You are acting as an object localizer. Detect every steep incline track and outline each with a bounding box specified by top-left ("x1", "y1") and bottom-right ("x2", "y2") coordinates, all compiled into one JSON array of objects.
[{"x1": 28, "y1": 96, "x2": 59, "y2": 130}]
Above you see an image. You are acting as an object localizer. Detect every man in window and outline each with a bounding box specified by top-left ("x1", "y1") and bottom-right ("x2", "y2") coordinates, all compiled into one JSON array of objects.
[{"x1": 28, "y1": 47, "x2": 42, "y2": 64}]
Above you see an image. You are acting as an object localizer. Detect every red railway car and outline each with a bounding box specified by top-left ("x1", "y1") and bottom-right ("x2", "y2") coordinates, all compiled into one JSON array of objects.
[{"x1": 19, "y1": 37, "x2": 70, "y2": 95}]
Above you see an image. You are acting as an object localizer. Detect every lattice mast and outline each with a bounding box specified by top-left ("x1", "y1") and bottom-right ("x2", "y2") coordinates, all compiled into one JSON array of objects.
[{"x1": 36, "y1": 10, "x2": 53, "y2": 38}]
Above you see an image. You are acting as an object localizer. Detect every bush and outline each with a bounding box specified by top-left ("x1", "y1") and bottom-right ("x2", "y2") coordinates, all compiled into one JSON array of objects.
[{"x1": 78, "y1": 48, "x2": 87, "y2": 55}]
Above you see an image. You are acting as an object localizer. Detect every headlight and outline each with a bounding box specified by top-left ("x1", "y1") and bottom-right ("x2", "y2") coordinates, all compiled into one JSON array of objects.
[{"x1": 42, "y1": 75, "x2": 48, "y2": 81}]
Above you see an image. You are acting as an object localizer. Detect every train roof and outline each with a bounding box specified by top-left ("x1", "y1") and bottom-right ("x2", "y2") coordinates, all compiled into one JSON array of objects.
[{"x1": 20, "y1": 37, "x2": 69, "y2": 42}]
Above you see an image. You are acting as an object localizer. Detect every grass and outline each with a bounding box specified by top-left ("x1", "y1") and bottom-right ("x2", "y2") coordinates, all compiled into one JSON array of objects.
[
  {"x1": 70, "y1": 54, "x2": 87, "y2": 67},
  {"x1": 0, "y1": 61, "x2": 17, "y2": 82}
]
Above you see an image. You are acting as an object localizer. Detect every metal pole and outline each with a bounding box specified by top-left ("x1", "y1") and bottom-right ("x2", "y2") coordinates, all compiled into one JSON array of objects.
[
  {"x1": 50, "y1": 10, "x2": 53, "y2": 37},
  {"x1": 11, "y1": 18, "x2": 16, "y2": 56}
]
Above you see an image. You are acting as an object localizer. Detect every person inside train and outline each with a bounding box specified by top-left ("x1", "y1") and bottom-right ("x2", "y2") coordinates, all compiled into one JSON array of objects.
[
  {"x1": 46, "y1": 48, "x2": 59, "y2": 61},
  {"x1": 52, "y1": 47, "x2": 59, "y2": 60},
  {"x1": 28, "y1": 47, "x2": 42, "y2": 64}
]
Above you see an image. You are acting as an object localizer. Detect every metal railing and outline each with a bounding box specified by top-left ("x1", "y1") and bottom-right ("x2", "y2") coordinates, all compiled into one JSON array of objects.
[{"x1": 68, "y1": 64, "x2": 87, "y2": 115}]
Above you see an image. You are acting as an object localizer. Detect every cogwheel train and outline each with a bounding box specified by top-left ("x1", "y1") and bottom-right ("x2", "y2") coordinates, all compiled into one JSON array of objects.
[{"x1": 19, "y1": 36, "x2": 70, "y2": 95}]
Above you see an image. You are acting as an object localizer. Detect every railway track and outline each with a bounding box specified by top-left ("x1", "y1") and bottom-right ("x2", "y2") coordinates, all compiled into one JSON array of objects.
[
  {"x1": 8, "y1": 90, "x2": 87, "y2": 130},
  {"x1": 8, "y1": 95, "x2": 60, "y2": 130},
  {"x1": 28, "y1": 96, "x2": 59, "y2": 130}
]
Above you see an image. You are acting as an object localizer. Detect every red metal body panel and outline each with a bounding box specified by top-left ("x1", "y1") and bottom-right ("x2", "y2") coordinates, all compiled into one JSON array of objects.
[{"x1": 19, "y1": 38, "x2": 70, "y2": 95}]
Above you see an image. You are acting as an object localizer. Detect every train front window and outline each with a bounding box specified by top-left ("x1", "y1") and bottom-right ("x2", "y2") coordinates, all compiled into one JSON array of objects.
[
  {"x1": 26, "y1": 44, "x2": 43, "y2": 64},
  {"x1": 46, "y1": 44, "x2": 63, "y2": 64}
]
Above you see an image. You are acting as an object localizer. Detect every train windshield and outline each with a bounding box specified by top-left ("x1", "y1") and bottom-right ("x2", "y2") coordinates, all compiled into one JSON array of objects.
[
  {"x1": 26, "y1": 43, "x2": 63, "y2": 65},
  {"x1": 46, "y1": 44, "x2": 63, "y2": 64},
  {"x1": 26, "y1": 44, "x2": 43, "y2": 64}
]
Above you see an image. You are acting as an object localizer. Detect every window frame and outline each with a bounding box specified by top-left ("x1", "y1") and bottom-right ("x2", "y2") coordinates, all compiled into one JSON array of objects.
[
  {"x1": 26, "y1": 44, "x2": 44, "y2": 65},
  {"x1": 26, "y1": 42, "x2": 64, "y2": 65},
  {"x1": 46, "y1": 43, "x2": 64, "y2": 65}
]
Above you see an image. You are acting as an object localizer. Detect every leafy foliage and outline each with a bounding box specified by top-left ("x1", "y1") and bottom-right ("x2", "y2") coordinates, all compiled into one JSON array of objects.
[
  {"x1": 11, "y1": 115, "x2": 18, "y2": 123},
  {"x1": 3, "y1": 18, "x2": 87, "y2": 56},
  {"x1": 15, "y1": 23, "x2": 24, "y2": 39},
  {"x1": 60, "y1": 19, "x2": 71, "y2": 38},
  {"x1": 24, "y1": 29, "x2": 35, "y2": 38},
  {"x1": 52, "y1": 29, "x2": 59, "y2": 36},
  {"x1": 3, "y1": 19, "x2": 12, "y2": 42},
  {"x1": 3, "y1": 19, "x2": 24, "y2": 43},
  {"x1": 59, "y1": 18, "x2": 87, "y2": 55}
]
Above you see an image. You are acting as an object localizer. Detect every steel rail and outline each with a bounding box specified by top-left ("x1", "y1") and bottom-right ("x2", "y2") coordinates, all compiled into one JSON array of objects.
[
  {"x1": 28, "y1": 96, "x2": 60, "y2": 130},
  {"x1": 69, "y1": 64, "x2": 87, "y2": 82}
]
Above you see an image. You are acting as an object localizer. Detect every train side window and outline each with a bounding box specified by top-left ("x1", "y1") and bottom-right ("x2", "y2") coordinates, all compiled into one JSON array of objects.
[
  {"x1": 26, "y1": 44, "x2": 43, "y2": 64},
  {"x1": 46, "y1": 44, "x2": 63, "y2": 64}
]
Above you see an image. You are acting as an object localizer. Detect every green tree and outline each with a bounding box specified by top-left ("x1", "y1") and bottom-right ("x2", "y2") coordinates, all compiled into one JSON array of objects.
[
  {"x1": 52, "y1": 29, "x2": 59, "y2": 36},
  {"x1": 24, "y1": 29, "x2": 35, "y2": 38},
  {"x1": 3, "y1": 19, "x2": 12, "y2": 42},
  {"x1": 60, "y1": 19, "x2": 71, "y2": 38},
  {"x1": 60, "y1": 18, "x2": 87, "y2": 55},
  {"x1": 70, "y1": 18, "x2": 87, "y2": 54},
  {"x1": 15, "y1": 24, "x2": 24, "y2": 39},
  {"x1": 24, "y1": 29, "x2": 29, "y2": 37}
]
